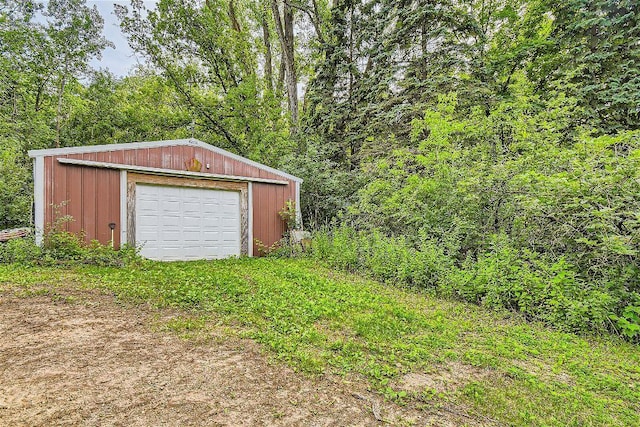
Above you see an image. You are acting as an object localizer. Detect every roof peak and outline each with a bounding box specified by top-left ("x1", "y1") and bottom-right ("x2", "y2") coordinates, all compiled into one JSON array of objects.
[{"x1": 27, "y1": 139, "x2": 302, "y2": 182}]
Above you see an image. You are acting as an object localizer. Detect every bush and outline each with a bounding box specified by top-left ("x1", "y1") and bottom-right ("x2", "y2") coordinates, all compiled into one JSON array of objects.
[
  {"x1": 312, "y1": 226, "x2": 634, "y2": 339},
  {"x1": 612, "y1": 305, "x2": 640, "y2": 342},
  {"x1": 0, "y1": 138, "x2": 33, "y2": 229},
  {"x1": 444, "y1": 237, "x2": 616, "y2": 333},
  {"x1": 312, "y1": 226, "x2": 361, "y2": 271},
  {"x1": 43, "y1": 229, "x2": 86, "y2": 261},
  {"x1": 0, "y1": 229, "x2": 139, "y2": 267},
  {"x1": 0, "y1": 236, "x2": 42, "y2": 264},
  {"x1": 340, "y1": 105, "x2": 640, "y2": 340}
]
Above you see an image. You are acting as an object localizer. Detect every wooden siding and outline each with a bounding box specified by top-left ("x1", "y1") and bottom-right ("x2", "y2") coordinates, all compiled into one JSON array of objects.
[{"x1": 42, "y1": 143, "x2": 297, "y2": 254}]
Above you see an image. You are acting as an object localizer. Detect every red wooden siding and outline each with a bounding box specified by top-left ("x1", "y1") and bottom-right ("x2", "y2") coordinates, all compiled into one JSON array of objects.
[
  {"x1": 44, "y1": 157, "x2": 121, "y2": 248},
  {"x1": 41, "y1": 142, "x2": 297, "y2": 254}
]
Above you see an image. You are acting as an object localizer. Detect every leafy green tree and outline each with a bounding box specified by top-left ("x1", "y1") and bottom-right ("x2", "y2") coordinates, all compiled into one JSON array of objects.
[
  {"x1": 1, "y1": 0, "x2": 112, "y2": 149},
  {"x1": 43, "y1": 0, "x2": 112, "y2": 147},
  {"x1": 535, "y1": 0, "x2": 640, "y2": 134},
  {"x1": 1, "y1": 0, "x2": 113, "y2": 227},
  {"x1": 0, "y1": 0, "x2": 52, "y2": 148},
  {"x1": 115, "y1": 0, "x2": 293, "y2": 163},
  {"x1": 304, "y1": 0, "x2": 549, "y2": 169},
  {"x1": 0, "y1": 138, "x2": 32, "y2": 229},
  {"x1": 63, "y1": 70, "x2": 193, "y2": 145}
]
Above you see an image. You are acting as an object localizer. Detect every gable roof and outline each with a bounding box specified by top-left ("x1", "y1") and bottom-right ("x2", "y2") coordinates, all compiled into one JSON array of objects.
[{"x1": 27, "y1": 138, "x2": 302, "y2": 183}]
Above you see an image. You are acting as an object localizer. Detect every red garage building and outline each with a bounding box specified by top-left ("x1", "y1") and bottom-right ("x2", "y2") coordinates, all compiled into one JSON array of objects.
[{"x1": 28, "y1": 139, "x2": 302, "y2": 260}]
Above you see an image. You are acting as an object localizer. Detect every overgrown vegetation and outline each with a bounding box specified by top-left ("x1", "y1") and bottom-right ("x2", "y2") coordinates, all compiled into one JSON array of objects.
[
  {"x1": 0, "y1": 225, "x2": 138, "y2": 267},
  {"x1": 312, "y1": 226, "x2": 640, "y2": 341},
  {"x1": 3, "y1": 0, "x2": 640, "y2": 342},
  {"x1": 1, "y1": 258, "x2": 638, "y2": 426},
  {"x1": 308, "y1": 95, "x2": 640, "y2": 341}
]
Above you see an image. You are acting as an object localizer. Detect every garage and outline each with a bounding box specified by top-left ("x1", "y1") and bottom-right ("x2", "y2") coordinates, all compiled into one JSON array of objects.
[
  {"x1": 29, "y1": 139, "x2": 302, "y2": 259},
  {"x1": 135, "y1": 184, "x2": 241, "y2": 261}
]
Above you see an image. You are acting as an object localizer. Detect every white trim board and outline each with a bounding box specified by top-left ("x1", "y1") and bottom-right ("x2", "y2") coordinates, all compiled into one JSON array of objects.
[
  {"x1": 28, "y1": 138, "x2": 303, "y2": 183},
  {"x1": 119, "y1": 170, "x2": 127, "y2": 246},
  {"x1": 295, "y1": 181, "x2": 302, "y2": 229},
  {"x1": 248, "y1": 182, "x2": 254, "y2": 257},
  {"x1": 56, "y1": 158, "x2": 290, "y2": 185},
  {"x1": 33, "y1": 156, "x2": 45, "y2": 245}
]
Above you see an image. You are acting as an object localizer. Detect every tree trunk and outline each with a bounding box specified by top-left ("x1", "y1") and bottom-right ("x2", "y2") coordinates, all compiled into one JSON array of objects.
[
  {"x1": 228, "y1": 0, "x2": 242, "y2": 33},
  {"x1": 261, "y1": 4, "x2": 274, "y2": 92},
  {"x1": 55, "y1": 75, "x2": 66, "y2": 148},
  {"x1": 271, "y1": 0, "x2": 298, "y2": 134},
  {"x1": 277, "y1": 51, "x2": 285, "y2": 95},
  {"x1": 310, "y1": 0, "x2": 324, "y2": 43},
  {"x1": 284, "y1": 0, "x2": 324, "y2": 44},
  {"x1": 283, "y1": 1, "x2": 297, "y2": 126}
]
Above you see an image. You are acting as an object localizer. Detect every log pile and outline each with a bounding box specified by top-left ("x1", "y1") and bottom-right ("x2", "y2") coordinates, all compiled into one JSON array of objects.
[{"x1": 0, "y1": 228, "x2": 32, "y2": 243}]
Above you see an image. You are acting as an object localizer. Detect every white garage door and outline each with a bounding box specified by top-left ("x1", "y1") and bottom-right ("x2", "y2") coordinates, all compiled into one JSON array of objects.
[{"x1": 135, "y1": 184, "x2": 241, "y2": 261}]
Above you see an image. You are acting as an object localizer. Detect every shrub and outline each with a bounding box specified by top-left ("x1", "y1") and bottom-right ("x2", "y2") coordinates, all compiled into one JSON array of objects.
[
  {"x1": 312, "y1": 226, "x2": 634, "y2": 339},
  {"x1": 612, "y1": 305, "x2": 640, "y2": 342},
  {"x1": 0, "y1": 228, "x2": 140, "y2": 267},
  {"x1": 0, "y1": 236, "x2": 42, "y2": 264},
  {"x1": 43, "y1": 229, "x2": 86, "y2": 261},
  {"x1": 312, "y1": 226, "x2": 360, "y2": 271}
]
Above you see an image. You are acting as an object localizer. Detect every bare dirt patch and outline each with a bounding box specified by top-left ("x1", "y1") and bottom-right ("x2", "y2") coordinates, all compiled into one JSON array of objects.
[
  {"x1": 0, "y1": 289, "x2": 478, "y2": 426},
  {"x1": 396, "y1": 362, "x2": 494, "y2": 395}
]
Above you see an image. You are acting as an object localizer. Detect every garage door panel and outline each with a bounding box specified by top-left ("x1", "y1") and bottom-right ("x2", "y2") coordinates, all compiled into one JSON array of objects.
[
  {"x1": 135, "y1": 183, "x2": 241, "y2": 261},
  {"x1": 223, "y1": 220, "x2": 238, "y2": 229},
  {"x1": 220, "y1": 191, "x2": 237, "y2": 200},
  {"x1": 183, "y1": 202, "x2": 201, "y2": 212},
  {"x1": 163, "y1": 202, "x2": 181, "y2": 212},
  {"x1": 138, "y1": 232, "x2": 158, "y2": 242},
  {"x1": 138, "y1": 213, "x2": 159, "y2": 221},
  {"x1": 160, "y1": 216, "x2": 180, "y2": 225},
  {"x1": 183, "y1": 246, "x2": 203, "y2": 256},
  {"x1": 138, "y1": 200, "x2": 160, "y2": 211},
  {"x1": 182, "y1": 226, "x2": 202, "y2": 233},
  {"x1": 202, "y1": 207, "x2": 219, "y2": 215},
  {"x1": 182, "y1": 232, "x2": 202, "y2": 241},
  {"x1": 162, "y1": 235, "x2": 182, "y2": 243}
]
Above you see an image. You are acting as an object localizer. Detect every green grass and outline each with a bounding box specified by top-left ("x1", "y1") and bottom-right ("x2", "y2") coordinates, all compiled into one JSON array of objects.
[{"x1": 1, "y1": 258, "x2": 638, "y2": 426}]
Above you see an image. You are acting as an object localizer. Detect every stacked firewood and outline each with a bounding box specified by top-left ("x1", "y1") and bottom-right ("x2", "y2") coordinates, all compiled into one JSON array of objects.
[{"x1": 0, "y1": 228, "x2": 32, "y2": 243}]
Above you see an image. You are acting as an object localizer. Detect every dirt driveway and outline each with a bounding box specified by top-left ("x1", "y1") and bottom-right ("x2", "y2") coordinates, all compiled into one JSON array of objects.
[{"x1": 0, "y1": 289, "x2": 453, "y2": 426}]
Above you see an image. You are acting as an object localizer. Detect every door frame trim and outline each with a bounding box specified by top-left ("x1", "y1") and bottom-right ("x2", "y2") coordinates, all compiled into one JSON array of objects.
[{"x1": 126, "y1": 172, "x2": 249, "y2": 257}]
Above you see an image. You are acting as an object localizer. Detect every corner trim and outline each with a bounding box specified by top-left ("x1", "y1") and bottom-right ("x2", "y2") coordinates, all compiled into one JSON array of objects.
[
  {"x1": 248, "y1": 182, "x2": 254, "y2": 257},
  {"x1": 119, "y1": 170, "x2": 127, "y2": 248},
  {"x1": 33, "y1": 156, "x2": 45, "y2": 245},
  {"x1": 295, "y1": 181, "x2": 302, "y2": 230}
]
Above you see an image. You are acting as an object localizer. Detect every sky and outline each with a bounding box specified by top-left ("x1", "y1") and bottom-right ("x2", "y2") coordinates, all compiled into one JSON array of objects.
[{"x1": 88, "y1": 1, "x2": 159, "y2": 77}]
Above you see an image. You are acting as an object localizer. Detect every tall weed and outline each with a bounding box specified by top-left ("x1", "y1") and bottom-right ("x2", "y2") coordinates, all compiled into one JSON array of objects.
[{"x1": 312, "y1": 226, "x2": 632, "y2": 339}]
